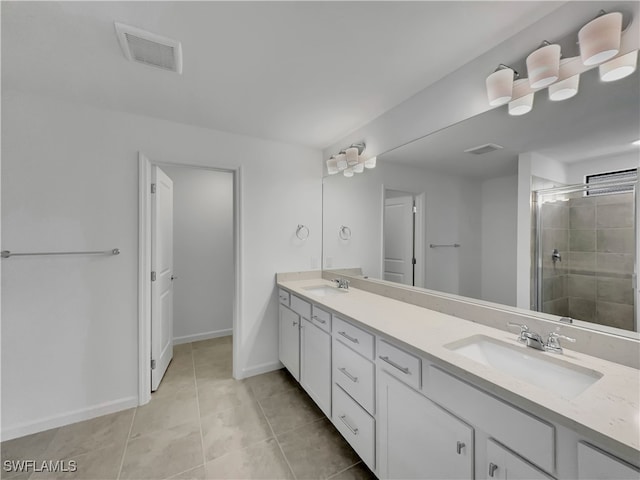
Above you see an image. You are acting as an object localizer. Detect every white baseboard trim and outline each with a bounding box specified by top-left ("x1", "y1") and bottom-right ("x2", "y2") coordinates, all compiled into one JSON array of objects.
[
  {"x1": 1, "y1": 396, "x2": 138, "y2": 442},
  {"x1": 173, "y1": 328, "x2": 232, "y2": 345},
  {"x1": 240, "y1": 360, "x2": 283, "y2": 379}
]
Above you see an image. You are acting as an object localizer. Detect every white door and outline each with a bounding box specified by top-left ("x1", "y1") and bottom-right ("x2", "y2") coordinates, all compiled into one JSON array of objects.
[
  {"x1": 378, "y1": 372, "x2": 474, "y2": 479},
  {"x1": 151, "y1": 165, "x2": 174, "y2": 391},
  {"x1": 384, "y1": 195, "x2": 414, "y2": 285},
  {"x1": 300, "y1": 318, "x2": 331, "y2": 417},
  {"x1": 279, "y1": 305, "x2": 300, "y2": 380}
]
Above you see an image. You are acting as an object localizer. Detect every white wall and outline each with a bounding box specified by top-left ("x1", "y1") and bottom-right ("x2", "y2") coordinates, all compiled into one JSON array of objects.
[
  {"x1": 162, "y1": 166, "x2": 234, "y2": 344},
  {"x1": 1, "y1": 90, "x2": 322, "y2": 440},
  {"x1": 481, "y1": 175, "x2": 518, "y2": 306},
  {"x1": 323, "y1": 162, "x2": 482, "y2": 297}
]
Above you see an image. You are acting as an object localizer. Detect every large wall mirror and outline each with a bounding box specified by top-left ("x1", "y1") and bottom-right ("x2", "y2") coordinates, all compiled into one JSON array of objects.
[{"x1": 322, "y1": 64, "x2": 640, "y2": 337}]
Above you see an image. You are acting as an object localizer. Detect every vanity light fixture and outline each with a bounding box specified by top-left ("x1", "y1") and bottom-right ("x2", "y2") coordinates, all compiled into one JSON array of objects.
[
  {"x1": 579, "y1": 11, "x2": 622, "y2": 66},
  {"x1": 486, "y1": 65, "x2": 517, "y2": 106},
  {"x1": 508, "y1": 80, "x2": 534, "y2": 115},
  {"x1": 326, "y1": 142, "x2": 375, "y2": 177},
  {"x1": 599, "y1": 50, "x2": 638, "y2": 82},
  {"x1": 549, "y1": 60, "x2": 580, "y2": 101},
  {"x1": 326, "y1": 157, "x2": 339, "y2": 175},
  {"x1": 526, "y1": 41, "x2": 561, "y2": 89}
]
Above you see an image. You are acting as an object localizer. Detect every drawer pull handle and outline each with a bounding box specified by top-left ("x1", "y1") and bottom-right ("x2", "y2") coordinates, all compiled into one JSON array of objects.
[
  {"x1": 338, "y1": 367, "x2": 358, "y2": 383},
  {"x1": 488, "y1": 463, "x2": 498, "y2": 477},
  {"x1": 379, "y1": 355, "x2": 410, "y2": 374},
  {"x1": 338, "y1": 415, "x2": 359, "y2": 435},
  {"x1": 311, "y1": 315, "x2": 326, "y2": 324},
  {"x1": 279, "y1": 296, "x2": 288, "y2": 301},
  {"x1": 456, "y1": 441, "x2": 465, "y2": 454},
  {"x1": 293, "y1": 321, "x2": 298, "y2": 327},
  {"x1": 338, "y1": 331, "x2": 359, "y2": 344}
]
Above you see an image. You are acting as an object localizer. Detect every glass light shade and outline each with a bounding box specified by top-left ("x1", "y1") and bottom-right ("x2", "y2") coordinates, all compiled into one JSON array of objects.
[
  {"x1": 578, "y1": 12, "x2": 622, "y2": 66},
  {"x1": 326, "y1": 158, "x2": 339, "y2": 175},
  {"x1": 345, "y1": 147, "x2": 359, "y2": 166},
  {"x1": 486, "y1": 68, "x2": 514, "y2": 106},
  {"x1": 343, "y1": 167, "x2": 354, "y2": 178},
  {"x1": 508, "y1": 92, "x2": 534, "y2": 116},
  {"x1": 364, "y1": 156, "x2": 377, "y2": 169},
  {"x1": 335, "y1": 153, "x2": 347, "y2": 170},
  {"x1": 526, "y1": 44, "x2": 561, "y2": 88},
  {"x1": 549, "y1": 74, "x2": 580, "y2": 101},
  {"x1": 353, "y1": 162, "x2": 364, "y2": 173},
  {"x1": 599, "y1": 50, "x2": 638, "y2": 82}
]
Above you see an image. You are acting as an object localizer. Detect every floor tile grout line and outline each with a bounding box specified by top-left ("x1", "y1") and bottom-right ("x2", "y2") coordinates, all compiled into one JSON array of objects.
[
  {"x1": 255, "y1": 397, "x2": 298, "y2": 480},
  {"x1": 326, "y1": 461, "x2": 363, "y2": 480},
  {"x1": 270, "y1": 416, "x2": 326, "y2": 441},
  {"x1": 162, "y1": 463, "x2": 205, "y2": 480},
  {"x1": 116, "y1": 406, "x2": 138, "y2": 480}
]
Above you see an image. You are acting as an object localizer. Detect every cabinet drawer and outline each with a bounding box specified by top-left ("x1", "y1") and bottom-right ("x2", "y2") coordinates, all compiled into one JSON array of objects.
[
  {"x1": 428, "y1": 366, "x2": 555, "y2": 474},
  {"x1": 333, "y1": 339, "x2": 375, "y2": 414},
  {"x1": 290, "y1": 294, "x2": 311, "y2": 320},
  {"x1": 577, "y1": 442, "x2": 640, "y2": 479},
  {"x1": 333, "y1": 383, "x2": 375, "y2": 470},
  {"x1": 377, "y1": 340, "x2": 421, "y2": 390},
  {"x1": 278, "y1": 289, "x2": 290, "y2": 306},
  {"x1": 333, "y1": 316, "x2": 374, "y2": 360},
  {"x1": 311, "y1": 305, "x2": 331, "y2": 332}
]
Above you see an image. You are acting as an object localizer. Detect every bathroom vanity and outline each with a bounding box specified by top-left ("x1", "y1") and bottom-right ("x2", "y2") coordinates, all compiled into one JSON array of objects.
[{"x1": 276, "y1": 274, "x2": 640, "y2": 480}]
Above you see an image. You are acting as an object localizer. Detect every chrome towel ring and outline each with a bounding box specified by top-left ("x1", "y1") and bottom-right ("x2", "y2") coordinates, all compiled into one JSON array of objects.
[
  {"x1": 339, "y1": 225, "x2": 352, "y2": 240},
  {"x1": 296, "y1": 224, "x2": 310, "y2": 240}
]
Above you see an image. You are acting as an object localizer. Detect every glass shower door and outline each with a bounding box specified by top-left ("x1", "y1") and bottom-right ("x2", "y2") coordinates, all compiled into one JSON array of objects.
[{"x1": 535, "y1": 181, "x2": 637, "y2": 332}]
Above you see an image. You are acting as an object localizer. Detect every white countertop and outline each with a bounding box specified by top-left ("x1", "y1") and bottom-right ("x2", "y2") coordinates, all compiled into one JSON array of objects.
[{"x1": 278, "y1": 278, "x2": 640, "y2": 462}]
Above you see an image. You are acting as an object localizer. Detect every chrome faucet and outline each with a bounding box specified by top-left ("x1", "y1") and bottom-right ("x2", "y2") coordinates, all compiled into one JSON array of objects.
[
  {"x1": 507, "y1": 322, "x2": 575, "y2": 353},
  {"x1": 333, "y1": 278, "x2": 350, "y2": 290}
]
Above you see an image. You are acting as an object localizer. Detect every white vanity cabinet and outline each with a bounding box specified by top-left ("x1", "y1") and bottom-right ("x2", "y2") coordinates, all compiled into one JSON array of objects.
[
  {"x1": 378, "y1": 370, "x2": 474, "y2": 480},
  {"x1": 486, "y1": 439, "x2": 553, "y2": 480},
  {"x1": 300, "y1": 317, "x2": 331, "y2": 417},
  {"x1": 576, "y1": 442, "x2": 640, "y2": 480}
]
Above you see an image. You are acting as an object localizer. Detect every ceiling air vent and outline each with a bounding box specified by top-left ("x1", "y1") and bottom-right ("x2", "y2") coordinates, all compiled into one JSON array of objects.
[
  {"x1": 463, "y1": 143, "x2": 503, "y2": 155},
  {"x1": 115, "y1": 22, "x2": 182, "y2": 74}
]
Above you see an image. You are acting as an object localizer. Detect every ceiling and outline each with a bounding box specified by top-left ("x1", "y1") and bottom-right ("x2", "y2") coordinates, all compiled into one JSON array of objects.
[
  {"x1": 381, "y1": 65, "x2": 640, "y2": 179},
  {"x1": 1, "y1": 1, "x2": 565, "y2": 150}
]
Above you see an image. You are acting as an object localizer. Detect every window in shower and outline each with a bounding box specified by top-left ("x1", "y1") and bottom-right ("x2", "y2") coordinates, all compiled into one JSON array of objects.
[{"x1": 535, "y1": 178, "x2": 637, "y2": 332}]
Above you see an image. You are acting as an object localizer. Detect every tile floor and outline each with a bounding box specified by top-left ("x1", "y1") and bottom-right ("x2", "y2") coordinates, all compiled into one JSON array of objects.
[{"x1": 1, "y1": 337, "x2": 376, "y2": 480}]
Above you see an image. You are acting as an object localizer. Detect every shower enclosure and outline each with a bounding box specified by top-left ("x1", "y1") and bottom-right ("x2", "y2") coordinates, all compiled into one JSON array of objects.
[{"x1": 534, "y1": 175, "x2": 637, "y2": 332}]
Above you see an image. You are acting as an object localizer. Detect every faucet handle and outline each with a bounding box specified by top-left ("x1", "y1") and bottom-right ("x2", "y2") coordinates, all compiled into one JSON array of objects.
[
  {"x1": 545, "y1": 331, "x2": 576, "y2": 353},
  {"x1": 507, "y1": 322, "x2": 529, "y2": 342}
]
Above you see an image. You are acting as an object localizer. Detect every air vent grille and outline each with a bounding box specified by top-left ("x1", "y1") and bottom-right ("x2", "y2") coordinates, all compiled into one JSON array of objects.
[
  {"x1": 115, "y1": 22, "x2": 182, "y2": 74},
  {"x1": 463, "y1": 143, "x2": 503, "y2": 155}
]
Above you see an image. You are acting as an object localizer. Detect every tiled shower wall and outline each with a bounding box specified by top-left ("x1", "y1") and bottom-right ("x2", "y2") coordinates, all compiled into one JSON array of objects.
[{"x1": 541, "y1": 192, "x2": 635, "y2": 331}]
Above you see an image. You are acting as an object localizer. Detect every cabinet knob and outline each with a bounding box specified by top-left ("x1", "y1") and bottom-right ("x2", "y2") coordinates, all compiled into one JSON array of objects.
[
  {"x1": 488, "y1": 463, "x2": 499, "y2": 477},
  {"x1": 456, "y1": 441, "x2": 465, "y2": 454}
]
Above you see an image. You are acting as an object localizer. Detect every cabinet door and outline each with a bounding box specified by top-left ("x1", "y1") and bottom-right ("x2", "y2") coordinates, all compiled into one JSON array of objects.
[
  {"x1": 279, "y1": 305, "x2": 300, "y2": 381},
  {"x1": 300, "y1": 318, "x2": 331, "y2": 416},
  {"x1": 577, "y1": 442, "x2": 639, "y2": 480},
  {"x1": 485, "y1": 439, "x2": 554, "y2": 480},
  {"x1": 378, "y1": 372, "x2": 474, "y2": 479}
]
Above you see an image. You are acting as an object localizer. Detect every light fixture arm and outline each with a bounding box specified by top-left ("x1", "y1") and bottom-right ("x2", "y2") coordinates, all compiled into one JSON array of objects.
[
  {"x1": 338, "y1": 142, "x2": 366, "y2": 156},
  {"x1": 494, "y1": 64, "x2": 520, "y2": 80}
]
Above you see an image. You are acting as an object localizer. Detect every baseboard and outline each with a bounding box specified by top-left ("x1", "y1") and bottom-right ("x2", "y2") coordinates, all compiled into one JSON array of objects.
[
  {"x1": 1, "y1": 396, "x2": 138, "y2": 442},
  {"x1": 173, "y1": 328, "x2": 232, "y2": 345},
  {"x1": 240, "y1": 360, "x2": 283, "y2": 379}
]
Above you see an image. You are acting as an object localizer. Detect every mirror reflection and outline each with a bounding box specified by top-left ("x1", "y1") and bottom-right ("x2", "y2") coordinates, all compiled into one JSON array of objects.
[{"x1": 322, "y1": 66, "x2": 639, "y2": 334}]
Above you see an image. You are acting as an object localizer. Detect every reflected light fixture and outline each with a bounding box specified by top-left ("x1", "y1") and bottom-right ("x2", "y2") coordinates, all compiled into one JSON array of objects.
[
  {"x1": 508, "y1": 80, "x2": 534, "y2": 115},
  {"x1": 335, "y1": 153, "x2": 347, "y2": 170},
  {"x1": 343, "y1": 167, "x2": 354, "y2": 178},
  {"x1": 526, "y1": 42, "x2": 561, "y2": 88},
  {"x1": 364, "y1": 156, "x2": 377, "y2": 169},
  {"x1": 346, "y1": 147, "x2": 359, "y2": 166},
  {"x1": 599, "y1": 50, "x2": 638, "y2": 82},
  {"x1": 486, "y1": 65, "x2": 517, "y2": 106},
  {"x1": 579, "y1": 11, "x2": 622, "y2": 66}
]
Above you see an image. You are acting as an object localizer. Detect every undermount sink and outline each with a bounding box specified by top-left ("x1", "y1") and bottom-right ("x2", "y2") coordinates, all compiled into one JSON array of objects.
[
  {"x1": 445, "y1": 335, "x2": 603, "y2": 399},
  {"x1": 303, "y1": 285, "x2": 348, "y2": 297}
]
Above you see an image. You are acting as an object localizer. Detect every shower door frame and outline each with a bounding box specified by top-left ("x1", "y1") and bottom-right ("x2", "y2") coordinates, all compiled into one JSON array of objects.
[{"x1": 533, "y1": 178, "x2": 638, "y2": 332}]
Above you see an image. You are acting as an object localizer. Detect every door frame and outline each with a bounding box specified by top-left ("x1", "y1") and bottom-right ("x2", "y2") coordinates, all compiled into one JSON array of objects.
[{"x1": 137, "y1": 153, "x2": 242, "y2": 406}]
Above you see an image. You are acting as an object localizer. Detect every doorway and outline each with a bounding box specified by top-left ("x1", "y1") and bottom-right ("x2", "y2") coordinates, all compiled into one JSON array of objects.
[{"x1": 138, "y1": 153, "x2": 240, "y2": 405}]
